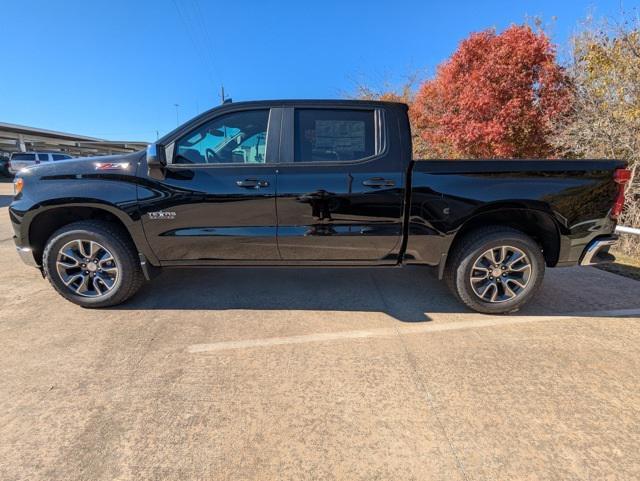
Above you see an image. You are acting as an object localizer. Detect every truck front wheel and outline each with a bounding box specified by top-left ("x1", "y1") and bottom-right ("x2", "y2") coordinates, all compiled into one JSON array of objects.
[
  {"x1": 43, "y1": 220, "x2": 144, "y2": 308},
  {"x1": 444, "y1": 226, "x2": 545, "y2": 314}
]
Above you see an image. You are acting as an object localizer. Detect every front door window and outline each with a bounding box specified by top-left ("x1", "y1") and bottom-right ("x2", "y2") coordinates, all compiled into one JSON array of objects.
[{"x1": 174, "y1": 110, "x2": 270, "y2": 165}]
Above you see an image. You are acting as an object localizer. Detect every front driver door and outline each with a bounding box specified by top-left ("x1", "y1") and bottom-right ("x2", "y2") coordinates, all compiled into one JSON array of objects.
[{"x1": 139, "y1": 107, "x2": 281, "y2": 263}]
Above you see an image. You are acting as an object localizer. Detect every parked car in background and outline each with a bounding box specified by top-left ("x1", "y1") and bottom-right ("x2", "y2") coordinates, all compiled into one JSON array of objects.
[{"x1": 8, "y1": 152, "x2": 73, "y2": 174}]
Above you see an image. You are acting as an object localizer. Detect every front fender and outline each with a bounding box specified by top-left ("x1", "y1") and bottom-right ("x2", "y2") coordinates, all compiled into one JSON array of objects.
[{"x1": 9, "y1": 174, "x2": 158, "y2": 266}]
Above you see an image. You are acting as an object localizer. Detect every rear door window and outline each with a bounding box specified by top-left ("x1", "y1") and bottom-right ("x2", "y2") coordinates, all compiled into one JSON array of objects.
[
  {"x1": 52, "y1": 154, "x2": 71, "y2": 161},
  {"x1": 37, "y1": 153, "x2": 50, "y2": 161},
  {"x1": 294, "y1": 109, "x2": 376, "y2": 162}
]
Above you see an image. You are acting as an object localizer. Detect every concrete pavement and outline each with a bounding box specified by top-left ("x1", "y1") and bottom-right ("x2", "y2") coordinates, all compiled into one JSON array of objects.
[{"x1": 1, "y1": 180, "x2": 640, "y2": 480}]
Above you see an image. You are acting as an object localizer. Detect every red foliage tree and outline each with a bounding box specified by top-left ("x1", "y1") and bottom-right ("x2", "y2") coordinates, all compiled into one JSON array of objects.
[{"x1": 411, "y1": 25, "x2": 572, "y2": 158}]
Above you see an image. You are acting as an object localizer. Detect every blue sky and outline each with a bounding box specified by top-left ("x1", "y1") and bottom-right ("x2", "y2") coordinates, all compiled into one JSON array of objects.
[{"x1": 1, "y1": 0, "x2": 636, "y2": 141}]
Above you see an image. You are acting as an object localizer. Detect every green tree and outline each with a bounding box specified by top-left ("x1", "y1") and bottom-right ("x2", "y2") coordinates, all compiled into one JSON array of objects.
[{"x1": 553, "y1": 16, "x2": 640, "y2": 178}]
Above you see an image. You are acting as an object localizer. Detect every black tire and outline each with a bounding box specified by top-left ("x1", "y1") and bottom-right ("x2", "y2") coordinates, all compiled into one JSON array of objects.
[
  {"x1": 43, "y1": 220, "x2": 144, "y2": 308},
  {"x1": 444, "y1": 226, "x2": 545, "y2": 314}
]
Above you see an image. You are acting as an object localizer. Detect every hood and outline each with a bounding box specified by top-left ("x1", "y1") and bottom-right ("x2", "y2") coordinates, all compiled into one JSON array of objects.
[{"x1": 17, "y1": 151, "x2": 145, "y2": 179}]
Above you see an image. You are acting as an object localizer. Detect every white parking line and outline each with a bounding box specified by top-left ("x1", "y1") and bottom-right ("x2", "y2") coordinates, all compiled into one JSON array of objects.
[
  {"x1": 188, "y1": 328, "x2": 395, "y2": 353},
  {"x1": 569, "y1": 308, "x2": 640, "y2": 317},
  {"x1": 187, "y1": 308, "x2": 640, "y2": 353}
]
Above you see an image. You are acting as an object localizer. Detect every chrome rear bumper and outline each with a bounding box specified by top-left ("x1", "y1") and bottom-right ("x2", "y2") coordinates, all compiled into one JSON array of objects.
[{"x1": 579, "y1": 236, "x2": 617, "y2": 266}]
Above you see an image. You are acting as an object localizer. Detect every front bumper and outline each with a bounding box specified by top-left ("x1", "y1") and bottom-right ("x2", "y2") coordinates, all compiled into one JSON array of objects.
[
  {"x1": 15, "y1": 244, "x2": 40, "y2": 268},
  {"x1": 579, "y1": 236, "x2": 617, "y2": 266}
]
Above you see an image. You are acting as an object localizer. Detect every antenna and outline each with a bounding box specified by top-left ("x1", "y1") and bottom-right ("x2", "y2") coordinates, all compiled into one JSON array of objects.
[{"x1": 173, "y1": 103, "x2": 180, "y2": 126}]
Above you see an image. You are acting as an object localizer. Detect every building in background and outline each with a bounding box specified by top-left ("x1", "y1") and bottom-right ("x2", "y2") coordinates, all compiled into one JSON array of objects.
[{"x1": 0, "y1": 122, "x2": 148, "y2": 172}]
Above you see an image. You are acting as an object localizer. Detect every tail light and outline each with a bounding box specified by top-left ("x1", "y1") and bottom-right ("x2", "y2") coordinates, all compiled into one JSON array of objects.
[{"x1": 611, "y1": 168, "x2": 631, "y2": 219}]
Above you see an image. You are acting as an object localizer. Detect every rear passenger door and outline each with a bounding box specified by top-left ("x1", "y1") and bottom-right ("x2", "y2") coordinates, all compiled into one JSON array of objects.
[{"x1": 276, "y1": 105, "x2": 404, "y2": 262}]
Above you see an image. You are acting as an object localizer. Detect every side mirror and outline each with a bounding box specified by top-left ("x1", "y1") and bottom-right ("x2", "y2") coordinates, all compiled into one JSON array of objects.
[
  {"x1": 147, "y1": 143, "x2": 166, "y2": 180},
  {"x1": 147, "y1": 143, "x2": 166, "y2": 166}
]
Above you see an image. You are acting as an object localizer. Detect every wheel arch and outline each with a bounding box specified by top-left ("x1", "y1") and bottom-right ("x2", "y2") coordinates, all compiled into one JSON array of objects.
[
  {"x1": 27, "y1": 203, "x2": 154, "y2": 266},
  {"x1": 446, "y1": 207, "x2": 562, "y2": 269}
]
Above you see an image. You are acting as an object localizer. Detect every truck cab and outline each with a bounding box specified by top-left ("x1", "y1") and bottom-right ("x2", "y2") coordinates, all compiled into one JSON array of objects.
[{"x1": 142, "y1": 100, "x2": 406, "y2": 264}]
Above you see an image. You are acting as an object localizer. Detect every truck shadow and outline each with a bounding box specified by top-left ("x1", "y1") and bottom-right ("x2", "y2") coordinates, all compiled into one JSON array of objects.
[
  {"x1": 118, "y1": 265, "x2": 640, "y2": 323},
  {"x1": 122, "y1": 266, "x2": 450, "y2": 322}
]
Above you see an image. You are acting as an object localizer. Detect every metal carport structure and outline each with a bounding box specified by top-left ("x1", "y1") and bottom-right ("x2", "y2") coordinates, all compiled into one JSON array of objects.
[{"x1": 0, "y1": 122, "x2": 148, "y2": 158}]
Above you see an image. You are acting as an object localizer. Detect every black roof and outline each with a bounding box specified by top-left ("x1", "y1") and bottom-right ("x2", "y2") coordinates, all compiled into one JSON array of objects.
[{"x1": 217, "y1": 98, "x2": 407, "y2": 107}]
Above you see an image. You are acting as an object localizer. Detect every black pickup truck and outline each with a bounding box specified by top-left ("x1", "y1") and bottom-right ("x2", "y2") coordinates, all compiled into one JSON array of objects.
[{"x1": 9, "y1": 100, "x2": 630, "y2": 313}]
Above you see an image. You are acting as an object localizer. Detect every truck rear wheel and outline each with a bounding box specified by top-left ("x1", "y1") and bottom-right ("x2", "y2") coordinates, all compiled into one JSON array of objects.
[
  {"x1": 444, "y1": 226, "x2": 545, "y2": 314},
  {"x1": 43, "y1": 220, "x2": 144, "y2": 308}
]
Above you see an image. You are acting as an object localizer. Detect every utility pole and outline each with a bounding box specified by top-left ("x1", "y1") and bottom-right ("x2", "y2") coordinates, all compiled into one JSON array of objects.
[{"x1": 173, "y1": 104, "x2": 180, "y2": 126}]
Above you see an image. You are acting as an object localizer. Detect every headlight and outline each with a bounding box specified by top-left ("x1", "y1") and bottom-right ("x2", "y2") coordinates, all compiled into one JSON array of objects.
[{"x1": 13, "y1": 177, "x2": 24, "y2": 195}]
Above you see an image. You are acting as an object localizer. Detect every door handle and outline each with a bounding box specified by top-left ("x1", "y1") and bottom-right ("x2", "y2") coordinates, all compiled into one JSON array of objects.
[
  {"x1": 362, "y1": 177, "x2": 395, "y2": 188},
  {"x1": 236, "y1": 179, "x2": 269, "y2": 189}
]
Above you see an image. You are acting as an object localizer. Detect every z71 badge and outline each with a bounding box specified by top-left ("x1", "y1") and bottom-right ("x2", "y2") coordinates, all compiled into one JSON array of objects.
[
  {"x1": 148, "y1": 211, "x2": 176, "y2": 220},
  {"x1": 95, "y1": 162, "x2": 130, "y2": 170}
]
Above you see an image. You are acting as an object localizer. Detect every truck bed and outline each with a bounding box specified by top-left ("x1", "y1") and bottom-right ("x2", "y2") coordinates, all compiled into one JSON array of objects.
[{"x1": 405, "y1": 158, "x2": 625, "y2": 268}]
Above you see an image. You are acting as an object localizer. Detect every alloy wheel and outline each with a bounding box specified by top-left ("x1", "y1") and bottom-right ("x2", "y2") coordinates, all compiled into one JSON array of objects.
[
  {"x1": 469, "y1": 245, "x2": 532, "y2": 303},
  {"x1": 55, "y1": 239, "x2": 119, "y2": 297}
]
